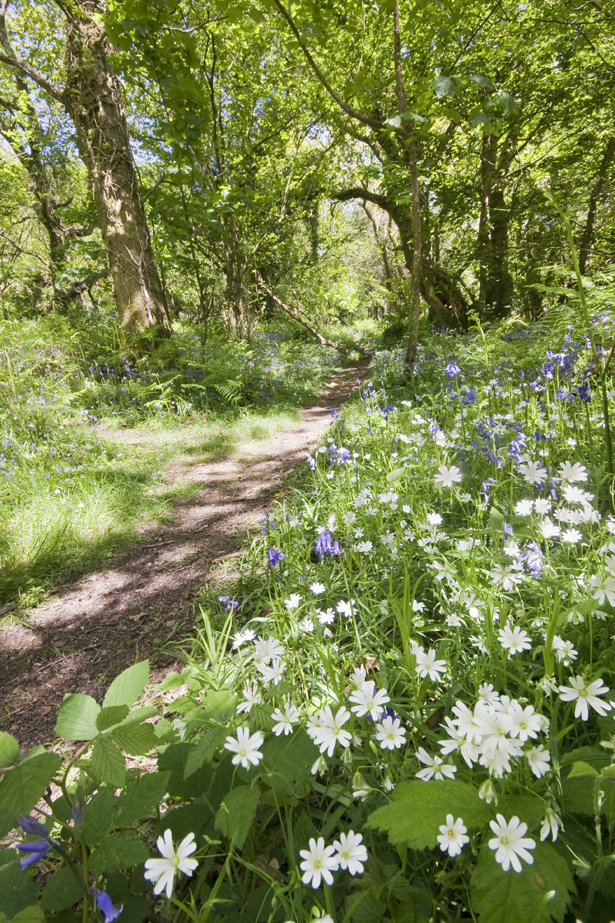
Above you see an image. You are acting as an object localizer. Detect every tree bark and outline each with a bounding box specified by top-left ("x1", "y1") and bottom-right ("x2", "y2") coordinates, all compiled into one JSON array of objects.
[{"x1": 62, "y1": 1, "x2": 171, "y2": 338}]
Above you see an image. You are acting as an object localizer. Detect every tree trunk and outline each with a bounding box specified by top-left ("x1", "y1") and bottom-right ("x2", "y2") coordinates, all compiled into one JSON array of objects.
[
  {"x1": 63, "y1": 1, "x2": 170, "y2": 338},
  {"x1": 579, "y1": 132, "x2": 615, "y2": 275}
]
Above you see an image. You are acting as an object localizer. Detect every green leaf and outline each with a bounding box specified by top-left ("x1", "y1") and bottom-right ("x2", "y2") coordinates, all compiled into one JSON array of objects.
[
  {"x1": 202, "y1": 690, "x2": 237, "y2": 724},
  {"x1": 184, "y1": 727, "x2": 228, "y2": 778},
  {"x1": 154, "y1": 803, "x2": 211, "y2": 843},
  {"x1": 83, "y1": 787, "x2": 116, "y2": 846},
  {"x1": 114, "y1": 771, "x2": 170, "y2": 826},
  {"x1": 260, "y1": 730, "x2": 315, "y2": 796},
  {"x1": 11, "y1": 907, "x2": 46, "y2": 923},
  {"x1": 41, "y1": 866, "x2": 84, "y2": 912},
  {"x1": 0, "y1": 753, "x2": 61, "y2": 819},
  {"x1": 0, "y1": 733, "x2": 20, "y2": 768},
  {"x1": 91, "y1": 738, "x2": 126, "y2": 788},
  {"x1": 89, "y1": 832, "x2": 150, "y2": 875},
  {"x1": 214, "y1": 784, "x2": 260, "y2": 848},
  {"x1": 0, "y1": 861, "x2": 39, "y2": 917},
  {"x1": 96, "y1": 706, "x2": 130, "y2": 732},
  {"x1": 568, "y1": 761, "x2": 599, "y2": 778},
  {"x1": 112, "y1": 722, "x2": 158, "y2": 756},
  {"x1": 471, "y1": 842, "x2": 574, "y2": 923},
  {"x1": 103, "y1": 661, "x2": 150, "y2": 710},
  {"x1": 386, "y1": 467, "x2": 406, "y2": 483},
  {"x1": 367, "y1": 781, "x2": 489, "y2": 849},
  {"x1": 158, "y1": 743, "x2": 210, "y2": 799},
  {"x1": 55, "y1": 694, "x2": 101, "y2": 741},
  {"x1": 495, "y1": 794, "x2": 545, "y2": 829}
]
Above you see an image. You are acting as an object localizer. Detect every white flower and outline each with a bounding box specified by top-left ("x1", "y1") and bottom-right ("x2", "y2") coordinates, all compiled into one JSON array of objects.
[
  {"x1": 337, "y1": 599, "x2": 356, "y2": 618},
  {"x1": 285, "y1": 594, "x2": 302, "y2": 610},
  {"x1": 507, "y1": 702, "x2": 544, "y2": 741},
  {"x1": 427, "y1": 512, "x2": 443, "y2": 526},
  {"x1": 552, "y1": 636, "x2": 578, "y2": 666},
  {"x1": 299, "y1": 837, "x2": 339, "y2": 888},
  {"x1": 416, "y1": 747, "x2": 456, "y2": 780},
  {"x1": 563, "y1": 484, "x2": 593, "y2": 505},
  {"x1": 538, "y1": 518, "x2": 560, "y2": 539},
  {"x1": 356, "y1": 540, "x2": 373, "y2": 553},
  {"x1": 232, "y1": 628, "x2": 255, "y2": 649},
  {"x1": 559, "y1": 675, "x2": 611, "y2": 721},
  {"x1": 314, "y1": 705, "x2": 352, "y2": 757},
  {"x1": 224, "y1": 727, "x2": 265, "y2": 769},
  {"x1": 260, "y1": 657, "x2": 286, "y2": 686},
  {"x1": 144, "y1": 830, "x2": 198, "y2": 898},
  {"x1": 490, "y1": 564, "x2": 524, "y2": 591},
  {"x1": 434, "y1": 465, "x2": 462, "y2": 488},
  {"x1": 317, "y1": 608, "x2": 335, "y2": 625},
  {"x1": 310, "y1": 582, "x2": 326, "y2": 594},
  {"x1": 415, "y1": 648, "x2": 447, "y2": 681},
  {"x1": 526, "y1": 744, "x2": 551, "y2": 778},
  {"x1": 518, "y1": 461, "x2": 547, "y2": 485},
  {"x1": 237, "y1": 683, "x2": 263, "y2": 714},
  {"x1": 533, "y1": 498, "x2": 551, "y2": 515},
  {"x1": 349, "y1": 681, "x2": 390, "y2": 719},
  {"x1": 589, "y1": 574, "x2": 615, "y2": 606},
  {"x1": 375, "y1": 715, "x2": 406, "y2": 750},
  {"x1": 437, "y1": 815, "x2": 469, "y2": 857},
  {"x1": 540, "y1": 808, "x2": 561, "y2": 842},
  {"x1": 253, "y1": 635, "x2": 284, "y2": 667},
  {"x1": 332, "y1": 830, "x2": 367, "y2": 875},
  {"x1": 562, "y1": 528, "x2": 582, "y2": 544},
  {"x1": 446, "y1": 613, "x2": 462, "y2": 627},
  {"x1": 559, "y1": 461, "x2": 587, "y2": 482},
  {"x1": 498, "y1": 625, "x2": 532, "y2": 656},
  {"x1": 271, "y1": 701, "x2": 300, "y2": 736},
  {"x1": 488, "y1": 814, "x2": 535, "y2": 872}
]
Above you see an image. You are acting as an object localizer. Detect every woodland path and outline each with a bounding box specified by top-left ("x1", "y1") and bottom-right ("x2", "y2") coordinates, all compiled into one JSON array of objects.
[{"x1": 0, "y1": 363, "x2": 368, "y2": 750}]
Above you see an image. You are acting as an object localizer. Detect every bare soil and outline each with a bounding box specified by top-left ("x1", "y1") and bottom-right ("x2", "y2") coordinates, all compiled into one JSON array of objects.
[{"x1": 0, "y1": 364, "x2": 367, "y2": 750}]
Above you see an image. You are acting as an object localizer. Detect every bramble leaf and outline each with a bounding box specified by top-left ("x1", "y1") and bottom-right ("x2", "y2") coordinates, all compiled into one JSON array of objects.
[
  {"x1": 55, "y1": 693, "x2": 101, "y2": 741},
  {"x1": 367, "y1": 780, "x2": 489, "y2": 849},
  {"x1": 103, "y1": 661, "x2": 149, "y2": 709},
  {"x1": 91, "y1": 737, "x2": 126, "y2": 788}
]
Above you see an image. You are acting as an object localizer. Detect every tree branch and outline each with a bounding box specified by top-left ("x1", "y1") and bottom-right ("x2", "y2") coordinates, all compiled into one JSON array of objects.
[
  {"x1": 0, "y1": 52, "x2": 63, "y2": 102},
  {"x1": 270, "y1": 0, "x2": 389, "y2": 133}
]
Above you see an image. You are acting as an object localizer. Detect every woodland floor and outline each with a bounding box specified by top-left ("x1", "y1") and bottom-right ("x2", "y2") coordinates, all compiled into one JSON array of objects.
[{"x1": 0, "y1": 363, "x2": 368, "y2": 751}]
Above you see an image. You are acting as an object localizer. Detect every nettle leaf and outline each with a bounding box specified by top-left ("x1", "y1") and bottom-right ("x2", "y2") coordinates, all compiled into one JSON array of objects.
[
  {"x1": 184, "y1": 727, "x2": 228, "y2": 779},
  {"x1": 91, "y1": 737, "x2": 126, "y2": 788},
  {"x1": 96, "y1": 705, "x2": 130, "y2": 732},
  {"x1": 103, "y1": 661, "x2": 150, "y2": 709},
  {"x1": 0, "y1": 733, "x2": 20, "y2": 768},
  {"x1": 55, "y1": 693, "x2": 101, "y2": 741},
  {"x1": 112, "y1": 722, "x2": 158, "y2": 756},
  {"x1": 41, "y1": 865, "x2": 84, "y2": 912},
  {"x1": 367, "y1": 781, "x2": 489, "y2": 849},
  {"x1": 83, "y1": 787, "x2": 117, "y2": 846},
  {"x1": 0, "y1": 752, "x2": 61, "y2": 819},
  {"x1": 214, "y1": 784, "x2": 260, "y2": 848},
  {"x1": 114, "y1": 771, "x2": 170, "y2": 826},
  {"x1": 89, "y1": 832, "x2": 150, "y2": 875},
  {"x1": 471, "y1": 842, "x2": 574, "y2": 923}
]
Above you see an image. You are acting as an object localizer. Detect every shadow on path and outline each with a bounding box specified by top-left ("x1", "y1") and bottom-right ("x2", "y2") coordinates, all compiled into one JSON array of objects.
[{"x1": 0, "y1": 363, "x2": 368, "y2": 749}]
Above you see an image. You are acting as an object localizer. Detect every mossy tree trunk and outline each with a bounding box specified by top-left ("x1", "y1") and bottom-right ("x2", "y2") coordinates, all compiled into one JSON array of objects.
[{"x1": 63, "y1": 1, "x2": 171, "y2": 338}]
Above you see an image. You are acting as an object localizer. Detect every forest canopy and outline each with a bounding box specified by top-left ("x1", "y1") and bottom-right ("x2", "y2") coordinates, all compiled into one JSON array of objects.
[{"x1": 0, "y1": 0, "x2": 612, "y2": 359}]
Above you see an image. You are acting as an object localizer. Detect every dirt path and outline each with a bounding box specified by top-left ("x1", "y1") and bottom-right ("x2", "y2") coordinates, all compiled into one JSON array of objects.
[{"x1": 0, "y1": 363, "x2": 368, "y2": 750}]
